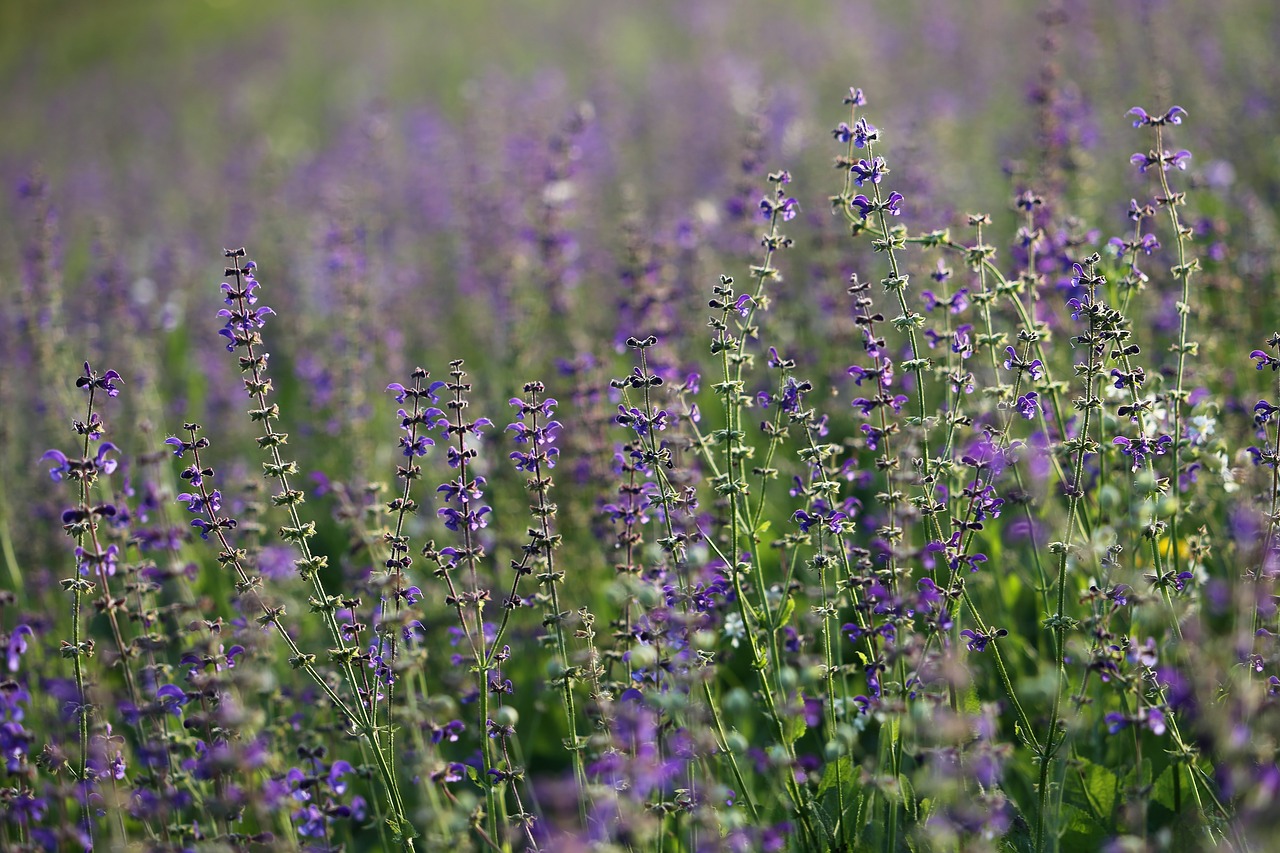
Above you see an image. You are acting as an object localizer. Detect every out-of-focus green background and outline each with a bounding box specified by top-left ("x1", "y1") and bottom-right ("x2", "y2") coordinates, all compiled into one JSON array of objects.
[
  {"x1": 4, "y1": 0, "x2": 1280, "y2": 552},
  {"x1": 6, "y1": 0, "x2": 1277, "y2": 214}
]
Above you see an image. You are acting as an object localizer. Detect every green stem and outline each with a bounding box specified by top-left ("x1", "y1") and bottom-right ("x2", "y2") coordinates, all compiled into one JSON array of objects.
[
  {"x1": 1152, "y1": 123, "x2": 1196, "y2": 584},
  {"x1": 1037, "y1": 258, "x2": 1103, "y2": 852}
]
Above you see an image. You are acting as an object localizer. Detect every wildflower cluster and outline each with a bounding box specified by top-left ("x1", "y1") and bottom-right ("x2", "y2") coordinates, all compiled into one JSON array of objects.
[{"x1": 11, "y1": 32, "x2": 1280, "y2": 852}]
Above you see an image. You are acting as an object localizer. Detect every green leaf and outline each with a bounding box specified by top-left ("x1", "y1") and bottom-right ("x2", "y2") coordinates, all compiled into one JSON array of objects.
[
  {"x1": 783, "y1": 711, "x2": 807, "y2": 745},
  {"x1": 1151, "y1": 765, "x2": 1179, "y2": 812},
  {"x1": 899, "y1": 772, "x2": 918, "y2": 820},
  {"x1": 818, "y1": 755, "x2": 854, "y2": 798},
  {"x1": 809, "y1": 799, "x2": 839, "y2": 849},
  {"x1": 1061, "y1": 757, "x2": 1119, "y2": 826},
  {"x1": 1147, "y1": 765, "x2": 1184, "y2": 833},
  {"x1": 1122, "y1": 756, "x2": 1153, "y2": 794},
  {"x1": 1000, "y1": 800, "x2": 1036, "y2": 853},
  {"x1": 1059, "y1": 804, "x2": 1110, "y2": 849},
  {"x1": 776, "y1": 595, "x2": 796, "y2": 628}
]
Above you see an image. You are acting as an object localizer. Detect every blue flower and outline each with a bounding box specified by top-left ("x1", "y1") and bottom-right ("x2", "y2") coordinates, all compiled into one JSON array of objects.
[
  {"x1": 6, "y1": 625, "x2": 33, "y2": 672},
  {"x1": 40, "y1": 449, "x2": 70, "y2": 481},
  {"x1": 74, "y1": 362, "x2": 123, "y2": 397},
  {"x1": 960, "y1": 627, "x2": 1007, "y2": 652},
  {"x1": 1252, "y1": 350, "x2": 1280, "y2": 371},
  {"x1": 1127, "y1": 105, "x2": 1187, "y2": 127},
  {"x1": 850, "y1": 156, "x2": 888, "y2": 187},
  {"x1": 852, "y1": 117, "x2": 877, "y2": 148}
]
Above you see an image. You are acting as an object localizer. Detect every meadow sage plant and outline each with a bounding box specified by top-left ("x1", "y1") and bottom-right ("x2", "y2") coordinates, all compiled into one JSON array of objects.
[{"x1": 10, "y1": 42, "x2": 1280, "y2": 853}]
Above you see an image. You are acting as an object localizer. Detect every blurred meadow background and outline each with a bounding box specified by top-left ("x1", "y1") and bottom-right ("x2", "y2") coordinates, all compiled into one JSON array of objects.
[
  {"x1": 7, "y1": 0, "x2": 1280, "y2": 506},
  {"x1": 4, "y1": 0, "x2": 1280, "y2": 850}
]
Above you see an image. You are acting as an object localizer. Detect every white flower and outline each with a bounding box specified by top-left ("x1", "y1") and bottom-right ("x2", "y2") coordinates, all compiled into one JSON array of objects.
[
  {"x1": 1215, "y1": 451, "x2": 1240, "y2": 493},
  {"x1": 1187, "y1": 414, "x2": 1216, "y2": 445},
  {"x1": 723, "y1": 612, "x2": 745, "y2": 649},
  {"x1": 1141, "y1": 403, "x2": 1169, "y2": 437}
]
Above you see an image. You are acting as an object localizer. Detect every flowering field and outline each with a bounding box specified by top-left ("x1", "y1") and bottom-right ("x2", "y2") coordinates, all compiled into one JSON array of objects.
[{"x1": 3, "y1": 0, "x2": 1280, "y2": 850}]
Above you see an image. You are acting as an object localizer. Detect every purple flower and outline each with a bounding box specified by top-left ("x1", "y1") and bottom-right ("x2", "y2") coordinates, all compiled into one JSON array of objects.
[
  {"x1": 40, "y1": 449, "x2": 70, "y2": 481},
  {"x1": 505, "y1": 420, "x2": 562, "y2": 446},
  {"x1": 850, "y1": 191, "x2": 903, "y2": 220},
  {"x1": 74, "y1": 362, "x2": 123, "y2": 398},
  {"x1": 616, "y1": 405, "x2": 668, "y2": 436},
  {"x1": 220, "y1": 277, "x2": 260, "y2": 306},
  {"x1": 852, "y1": 117, "x2": 877, "y2": 148},
  {"x1": 1127, "y1": 107, "x2": 1153, "y2": 127},
  {"x1": 1109, "y1": 233, "x2": 1160, "y2": 255},
  {"x1": 430, "y1": 720, "x2": 465, "y2": 744},
  {"x1": 850, "y1": 156, "x2": 888, "y2": 187},
  {"x1": 292, "y1": 803, "x2": 327, "y2": 837},
  {"x1": 759, "y1": 195, "x2": 799, "y2": 222},
  {"x1": 847, "y1": 361, "x2": 887, "y2": 390},
  {"x1": 155, "y1": 684, "x2": 189, "y2": 717},
  {"x1": 177, "y1": 490, "x2": 220, "y2": 515},
  {"x1": 1113, "y1": 434, "x2": 1173, "y2": 472},
  {"x1": 1144, "y1": 707, "x2": 1167, "y2": 736},
  {"x1": 1128, "y1": 105, "x2": 1187, "y2": 127},
  {"x1": 216, "y1": 304, "x2": 275, "y2": 331},
  {"x1": 793, "y1": 509, "x2": 847, "y2": 535},
  {"x1": 438, "y1": 506, "x2": 491, "y2": 532},
  {"x1": 6, "y1": 625, "x2": 33, "y2": 672},
  {"x1": 1066, "y1": 294, "x2": 1090, "y2": 321},
  {"x1": 959, "y1": 627, "x2": 1007, "y2": 652},
  {"x1": 921, "y1": 288, "x2": 968, "y2": 314},
  {"x1": 94, "y1": 442, "x2": 120, "y2": 476},
  {"x1": 400, "y1": 435, "x2": 434, "y2": 457},
  {"x1": 75, "y1": 543, "x2": 120, "y2": 577},
  {"x1": 1002, "y1": 346, "x2": 1043, "y2": 380},
  {"x1": 328, "y1": 760, "x2": 354, "y2": 795},
  {"x1": 1252, "y1": 350, "x2": 1280, "y2": 371},
  {"x1": 1109, "y1": 367, "x2": 1145, "y2": 389},
  {"x1": 1131, "y1": 149, "x2": 1191, "y2": 173},
  {"x1": 164, "y1": 436, "x2": 191, "y2": 457}
]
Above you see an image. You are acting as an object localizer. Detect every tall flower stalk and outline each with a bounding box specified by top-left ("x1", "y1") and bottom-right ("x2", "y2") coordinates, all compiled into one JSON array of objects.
[
  {"x1": 504, "y1": 382, "x2": 588, "y2": 821},
  {"x1": 426, "y1": 359, "x2": 540, "y2": 851},
  {"x1": 210, "y1": 250, "x2": 418, "y2": 849},
  {"x1": 1128, "y1": 106, "x2": 1198, "y2": 581},
  {"x1": 44, "y1": 362, "x2": 124, "y2": 848},
  {"x1": 703, "y1": 173, "x2": 822, "y2": 840},
  {"x1": 1036, "y1": 257, "x2": 1105, "y2": 850}
]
